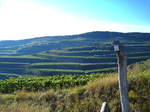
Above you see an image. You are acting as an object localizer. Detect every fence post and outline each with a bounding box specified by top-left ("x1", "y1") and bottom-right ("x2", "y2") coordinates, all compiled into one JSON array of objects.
[
  {"x1": 100, "y1": 102, "x2": 110, "y2": 112},
  {"x1": 113, "y1": 41, "x2": 130, "y2": 112}
]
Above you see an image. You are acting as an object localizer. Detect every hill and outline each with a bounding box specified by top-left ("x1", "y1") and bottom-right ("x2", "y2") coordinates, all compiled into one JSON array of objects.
[
  {"x1": 0, "y1": 31, "x2": 150, "y2": 76},
  {"x1": 0, "y1": 59, "x2": 149, "y2": 112}
]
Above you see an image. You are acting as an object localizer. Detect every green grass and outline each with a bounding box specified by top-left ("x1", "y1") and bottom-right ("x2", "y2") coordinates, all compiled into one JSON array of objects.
[
  {"x1": 65, "y1": 37, "x2": 86, "y2": 41},
  {"x1": 0, "y1": 73, "x2": 19, "y2": 76},
  {"x1": 85, "y1": 67, "x2": 116, "y2": 73},
  {"x1": 0, "y1": 55, "x2": 47, "y2": 59},
  {"x1": 0, "y1": 42, "x2": 150, "y2": 77},
  {"x1": 0, "y1": 53, "x2": 16, "y2": 55},
  {"x1": 38, "y1": 53, "x2": 115, "y2": 59},
  {"x1": 29, "y1": 68, "x2": 84, "y2": 73},
  {"x1": 0, "y1": 62, "x2": 29, "y2": 64},
  {"x1": 30, "y1": 62, "x2": 115, "y2": 66},
  {"x1": 128, "y1": 56, "x2": 150, "y2": 59},
  {"x1": 0, "y1": 59, "x2": 149, "y2": 112},
  {"x1": 48, "y1": 49, "x2": 111, "y2": 53},
  {"x1": 128, "y1": 51, "x2": 150, "y2": 54},
  {"x1": 65, "y1": 46, "x2": 96, "y2": 49},
  {"x1": 125, "y1": 44, "x2": 150, "y2": 46},
  {"x1": 28, "y1": 67, "x2": 116, "y2": 74}
]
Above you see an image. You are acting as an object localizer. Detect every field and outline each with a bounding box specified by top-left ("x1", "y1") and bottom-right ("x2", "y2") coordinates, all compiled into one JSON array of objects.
[
  {"x1": 0, "y1": 32, "x2": 150, "y2": 77},
  {"x1": 0, "y1": 32, "x2": 150, "y2": 111},
  {"x1": 0, "y1": 59, "x2": 149, "y2": 112},
  {"x1": 1, "y1": 42, "x2": 150, "y2": 77},
  {"x1": 0, "y1": 74, "x2": 103, "y2": 93}
]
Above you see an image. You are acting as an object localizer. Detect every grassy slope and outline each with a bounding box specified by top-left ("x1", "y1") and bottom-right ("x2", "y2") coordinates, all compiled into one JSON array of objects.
[
  {"x1": 1, "y1": 32, "x2": 150, "y2": 76},
  {"x1": 0, "y1": 60, "x2": 149, "y2": 112},
  {"x1": 1, "y1": 43, "x2": 150, "y2": 76}
]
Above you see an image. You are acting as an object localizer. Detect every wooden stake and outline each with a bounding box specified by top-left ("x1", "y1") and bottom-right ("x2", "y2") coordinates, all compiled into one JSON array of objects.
[{"x1": 113, "y1": 41, "x2": 130, "y2": 112}]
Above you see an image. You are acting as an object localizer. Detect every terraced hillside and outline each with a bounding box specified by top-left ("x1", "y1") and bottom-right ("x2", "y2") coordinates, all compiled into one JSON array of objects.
[{"x1": 0, "y1": 31, "x2": 150, "y2": 77}]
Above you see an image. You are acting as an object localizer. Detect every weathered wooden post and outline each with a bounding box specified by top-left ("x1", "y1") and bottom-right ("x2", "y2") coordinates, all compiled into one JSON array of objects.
[
  {"x1": 100, "y1": 102, "x2": 110, "y2": 112},
  {"x1": 113, "y1": 40, "x2": 130, "y2": 112}
]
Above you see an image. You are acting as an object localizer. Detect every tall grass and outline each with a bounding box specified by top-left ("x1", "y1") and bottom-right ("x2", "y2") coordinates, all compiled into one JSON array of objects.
[{"x1": 0, "y1": 60, "x2": 149, "y2": 112}]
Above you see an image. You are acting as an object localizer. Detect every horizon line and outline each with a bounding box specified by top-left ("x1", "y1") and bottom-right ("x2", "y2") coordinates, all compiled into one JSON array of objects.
[{"x1": 0, "y1": 30, "x2": 150, "y2": 41}]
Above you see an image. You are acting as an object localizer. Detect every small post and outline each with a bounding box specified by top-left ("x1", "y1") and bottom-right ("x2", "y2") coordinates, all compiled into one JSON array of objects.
[
  {"x1": 100, "y1": 102, "x2": 110, "y2": 112},
  {"x1": 113, "y1": 41, "x2": 130, "y2": 112}
]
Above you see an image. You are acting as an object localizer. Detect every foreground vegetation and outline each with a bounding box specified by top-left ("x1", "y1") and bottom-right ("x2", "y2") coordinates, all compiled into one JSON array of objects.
[
  {"x1": 0, "y1": 60, "x2": 149, "y2": 112},
  {"x1": 0, "y1": 74, "x2": 103, "y2": 93}
]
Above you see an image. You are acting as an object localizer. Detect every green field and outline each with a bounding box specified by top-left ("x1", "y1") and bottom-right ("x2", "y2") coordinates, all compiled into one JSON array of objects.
[
  {"x1": 0, "y1": 59, "x2": 149, "y2": 112},
  {"x1": 0, "y1": 32, "x2": 150, "y2": 112},
  {"x1": 0, "y1": 43, "x2": 150, "y2": 76},
  {"x1": 0, "y1": 32, "x2": 150, "y2": 76}
]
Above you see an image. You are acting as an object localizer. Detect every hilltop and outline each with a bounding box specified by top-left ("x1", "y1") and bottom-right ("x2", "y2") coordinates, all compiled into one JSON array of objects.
[{"x1": 0, "y1": 31, "x2": 150, "y2": 76}]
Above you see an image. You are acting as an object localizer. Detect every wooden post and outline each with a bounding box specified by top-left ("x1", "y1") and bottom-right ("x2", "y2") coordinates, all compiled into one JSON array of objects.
[
  {"x1": 113, "y1": 41, "x2": 130, "y2": 112},
  {"x1": 100, "y1": 102, "x2": 110, "y2": 112}
]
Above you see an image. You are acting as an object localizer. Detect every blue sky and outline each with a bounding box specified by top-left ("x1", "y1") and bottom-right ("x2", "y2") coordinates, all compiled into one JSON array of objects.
[
  {"x1": 34, "y1": 0, "x2": 150, "y2": 25},
  {"x1": 0, "y1": 0, "x2": 150, "y2": 40}
]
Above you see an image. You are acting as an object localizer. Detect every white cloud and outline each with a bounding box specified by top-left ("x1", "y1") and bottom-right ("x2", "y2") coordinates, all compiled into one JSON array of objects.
[{"x1": 0, "y1": 0, "x2": 150, "y2": 40}]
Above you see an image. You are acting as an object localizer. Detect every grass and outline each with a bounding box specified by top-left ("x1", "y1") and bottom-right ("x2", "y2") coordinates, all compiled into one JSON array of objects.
[
  {"x1": 30, "y1": 62, "x2": 115, "y2": 66},
  {"x1": 0, "y1": 73, "x2": 19, "y2": 76},
  {"x1": 128, "y1": 56, "x2": 150, "y2": 59},
  {"x1": 85, "y1": 67, "x2": 116, "y2": 73},
  {"x1": 48, "y1": 49, "x2": 111, "y2": 53},
  {"x1": 0, "y1": 41, "x2": 150, "y2": 77},
  {"x1": 125, "y1": 44, "x2": 150, "y2": 46},
  {"x1": 29, "y1": 68, "x2": 84, "y2": 73},
  {"x1": 28, "y1": 67, "x2": 116, "y2": 74},
  {"x1": 0, "y1": 62, "x2": 29, "y2": 64},
  {"x1": 0, "y1": 59, "x2": 149, "y2": 112},
  {"x1": 0, "y1": 101, "x2": 50, "y2": 112},
  {"x1": 0, "y1": 55, "x2": 47, "y2": 59},
  {"x1": 38, "y1": 53, "x2": 115, "y2": 59},
  {"x1": 128, "y1": 51, "x2": 150, "y2": 54}
]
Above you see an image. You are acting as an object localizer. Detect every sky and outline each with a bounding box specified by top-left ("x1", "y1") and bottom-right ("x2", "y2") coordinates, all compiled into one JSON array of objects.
[{"x1": 0, "y1": 0, "x2": 150, "y2": 40}]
